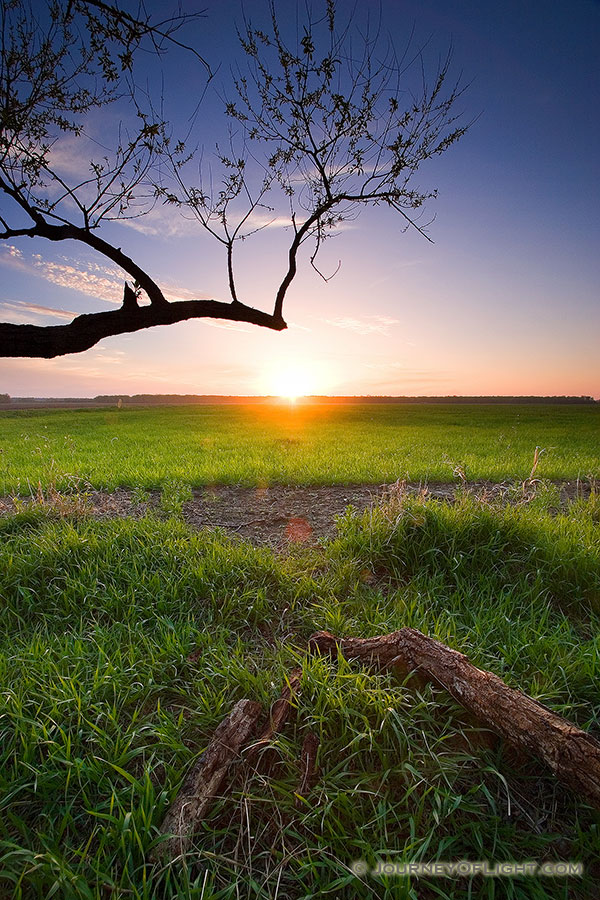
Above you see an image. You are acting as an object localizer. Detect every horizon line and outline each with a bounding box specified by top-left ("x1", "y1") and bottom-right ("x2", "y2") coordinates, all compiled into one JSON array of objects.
[{"x1": 3, "y1": 393, "x2": 598, "y2": 404}]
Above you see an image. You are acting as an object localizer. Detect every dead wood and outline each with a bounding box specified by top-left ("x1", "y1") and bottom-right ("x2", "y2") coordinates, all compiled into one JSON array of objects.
[
  {"x1": 154, "y1": 698, "x2": 263, "y2": 860},
  {"x1": 295, "y1": 731, "x2": 320, "y2": 808},
  {"x1": 246, "y1": 667, "x2": 302, "y2": 773},
  {"x1": 308, "y1": 629, "x2": 600, "y2": 808}
]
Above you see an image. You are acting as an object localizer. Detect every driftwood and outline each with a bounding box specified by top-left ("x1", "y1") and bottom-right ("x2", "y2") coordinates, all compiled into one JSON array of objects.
[
  {"x1": 309, "y1": 629, "x2": 600, "y2": 809},
  {"x1": 155, "y1": 699, "x2": 263, "y2": 859},
  {"x1": 246, "y1": 667, "x2": 303, "y2": 772},
  {"x1": 295, "y1": 731, "x2": 320, "y2": 808}
]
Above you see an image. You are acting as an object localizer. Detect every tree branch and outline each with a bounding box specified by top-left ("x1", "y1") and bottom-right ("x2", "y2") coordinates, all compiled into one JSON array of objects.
[
  {"x1": 0, "y1": 1, "x2": 469, "y2": 359},
  {"x1": 273, "y1": 199, "x2": 337, "y2": 320},
  {"x1": 309, "y1": 629, "x2": 600, "y2": 808},
  {"x1": 31, "y1": 220, "x2": 170, "y2": 308},
  {"x1": 0, "y1": 299, "x2": 286, "y2": 358}
]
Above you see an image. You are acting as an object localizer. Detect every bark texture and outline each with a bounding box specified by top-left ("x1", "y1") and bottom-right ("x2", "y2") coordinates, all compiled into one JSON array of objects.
[
  {"x1": 309, "y1": 629, "x2": 600, "y2": 808},
  {"x1": 155, "y1": 698, "x2": 263, "y2": 859}
]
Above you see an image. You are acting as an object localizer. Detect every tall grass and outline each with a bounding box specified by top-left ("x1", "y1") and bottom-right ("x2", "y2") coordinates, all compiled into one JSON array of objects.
[{"x1": 1, "y1": 492, "x2": 599, "y2": 898}]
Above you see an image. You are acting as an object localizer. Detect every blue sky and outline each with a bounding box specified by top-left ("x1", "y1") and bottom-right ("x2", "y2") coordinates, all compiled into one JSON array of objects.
[{"x1": 1, "y1": 0, "x2": 598, "y2": 397}]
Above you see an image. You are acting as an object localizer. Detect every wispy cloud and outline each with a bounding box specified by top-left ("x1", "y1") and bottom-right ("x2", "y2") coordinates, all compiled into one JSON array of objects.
[
  {"x1": 229, "y1": 208, "x2": 355, "y2": 235},
  {"x1": 116, "y1": 206, "x2": 201, "y2": 238},
  {"x1": 47, "y1": 137, "x2": 98, "y2": 183},
  {"x1": 0, "y1": 300, "x2": 77, "y2": 324},
  {"x1": 0, "y1": 244, "x2": 214, "y2": 308},
  {"x1": 37, "y1": 258, "x2": 123, "y2": 303},
  {"x1": 240, "y1": 210, "x2": 296, "y2": 231},
  {"x1": 325, "y1": 315, "x2": 401, "y2": 335},
  {"x1": 1, "y1": 244, "x2": 124, "y2": 304},
  {"x1": 118, "y1": 198, "x2": 359, "y2": 241},
  {"x1": 0, "y1": 242, "x2": 271, "y2": 334},
  {"x1": 162, "y1": 283, "x2": 214, "y2": 303},
  {"x1": 119, "y1": 204, "x2": 299, "y2": 240}
]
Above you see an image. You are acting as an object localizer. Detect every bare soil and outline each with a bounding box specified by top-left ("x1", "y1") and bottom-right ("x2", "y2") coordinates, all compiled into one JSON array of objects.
[{"x1": 1, "y1": 480, "x2": 592, "y2": 548}]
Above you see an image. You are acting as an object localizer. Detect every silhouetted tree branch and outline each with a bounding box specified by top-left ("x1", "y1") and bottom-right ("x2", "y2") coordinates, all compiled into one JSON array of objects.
[{"x1": 0, "y1": 0, "x2": 468, "y2": 358}]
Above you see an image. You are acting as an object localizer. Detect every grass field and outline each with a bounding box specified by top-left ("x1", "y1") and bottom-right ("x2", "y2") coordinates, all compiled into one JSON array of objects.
[
  {"x1": 0, "y1": 402, "x2": 598, "y2": 493},
  {"x1": 1, "y1": 493, "x2": 599, "y2": 898},
  {"x1": 1, "y1": 402, "x2": 599, "y2": 898}
]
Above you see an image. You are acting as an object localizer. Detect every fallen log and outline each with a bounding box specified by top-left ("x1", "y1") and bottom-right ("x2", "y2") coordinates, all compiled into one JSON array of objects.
[
  {"x1": 295, "y1": 731, "x2": 320, "y2": 809},
  {"x1": 246, "y1": 667, "x2": 303, "y2": 772},
  {"x1": 308, "y1": 629, "x2": 600, "y2": 809},
  {"x1": 154, "y1": 698, "x2": 263, "y2": 859}
]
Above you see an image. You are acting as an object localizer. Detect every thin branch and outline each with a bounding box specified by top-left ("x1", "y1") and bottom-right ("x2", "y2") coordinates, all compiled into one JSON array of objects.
[
  {"x1": 79, "y1": 0, "x2": 212, "y2": 75},
  {"x1": 273, "y1": 198, "x2": 337, "y2": 319}
]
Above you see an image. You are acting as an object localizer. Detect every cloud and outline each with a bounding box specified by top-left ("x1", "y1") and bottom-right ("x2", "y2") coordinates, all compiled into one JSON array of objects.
[
  {"x1": 0, "y1": 300, "x2": 77, "y2": 323},
  {"x1": 116, "y1": 207, "x2": 200, "y2": 238},
  {"x1": 0, "y1": 244, "x2": 124, "y2": 304},
  {"x1": 325, "y1": 315, "x2": 401, "y2": 335},
  {"x1": 119, "y1": 203, "x2": 300, "y2": 240},
  {"x1": 0, "y1": 243, "x2": 257, "y2": 331},
  {"x1": 36, "y1": 259, "x2": 124, "y2": 303},
  {"x1": 162, "y1": 283, "x2": 214, "y2": 303},
  {"x1": 0, "y1": 245, "x2": 213, "y2": 309},
  {"x1": 240, "y1": 210, "x2": 296, "y2": 231},
  {"x1": 47, "y1": 138, "x2": 98, "y2": 183}
]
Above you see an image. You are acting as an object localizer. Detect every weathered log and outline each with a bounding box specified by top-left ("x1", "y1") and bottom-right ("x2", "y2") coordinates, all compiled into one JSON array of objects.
[
  {"x1": 246, "y1": 667, "x2": 303, "y2": 772},
  {"x1": 308, "y1": 629, "x2": 600, "y2": 808},
  {"x1": 295, "y1": 731, "x2": 320, "y2": 808},
  {"x1": 155, "y1": 699, "x2": 263, "y2": 859}
]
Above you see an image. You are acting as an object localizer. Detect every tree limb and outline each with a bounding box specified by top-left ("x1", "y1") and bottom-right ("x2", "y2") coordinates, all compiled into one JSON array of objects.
[
  {"x1": 154, "y1": 698, "x2": 263, "y2": 861},
  {"x1": 309, "y1": 629, "x2": 600, "y2": 808},
  {"x1": 0, "y1": 1, "x2": 469, "y2": 358},
  {"x1": 0, "y1": 298, "x2": 286, "y2": 358}
]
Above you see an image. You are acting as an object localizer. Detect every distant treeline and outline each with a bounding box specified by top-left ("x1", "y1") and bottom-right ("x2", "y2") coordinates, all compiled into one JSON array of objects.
[{"x1": 1, "y1": 393, "x2": 597, "y2": 408}]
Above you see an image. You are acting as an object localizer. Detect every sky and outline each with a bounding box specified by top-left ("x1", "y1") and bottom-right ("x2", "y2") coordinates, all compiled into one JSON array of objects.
[{"x1": 0, "y1": 0, "x2": 599, "y2": 398}]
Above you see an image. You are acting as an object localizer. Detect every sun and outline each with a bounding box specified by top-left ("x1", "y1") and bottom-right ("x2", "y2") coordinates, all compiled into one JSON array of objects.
[
  {"x1": 274, "y1": 365, "x2": 315, "y2": 402},
  {"x1": 260, "y1": 358, "x2": 336, "y2": 400}
]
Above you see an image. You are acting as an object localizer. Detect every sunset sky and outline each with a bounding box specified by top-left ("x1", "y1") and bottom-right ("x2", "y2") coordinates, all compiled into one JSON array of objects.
[{"x1": 1, "y1": 0, "x2": 598, "y2": 398}]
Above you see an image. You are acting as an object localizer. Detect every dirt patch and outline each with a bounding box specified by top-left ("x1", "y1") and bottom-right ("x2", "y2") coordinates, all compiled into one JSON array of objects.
[
  {"x1": 183, "y1": 483, "x2": 386, "y2": 546},
  {"x1": 1, "y1": 480, "x2": 593, "y2": 548}
]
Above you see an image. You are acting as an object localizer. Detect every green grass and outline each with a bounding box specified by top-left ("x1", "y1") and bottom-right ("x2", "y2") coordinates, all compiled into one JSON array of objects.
[
  {"x1": 1, "y1": 491, "x2": 599, "y2": 898},
  {"x1": 1, "y1": 402, "x2": 598, "y2": 492}
]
